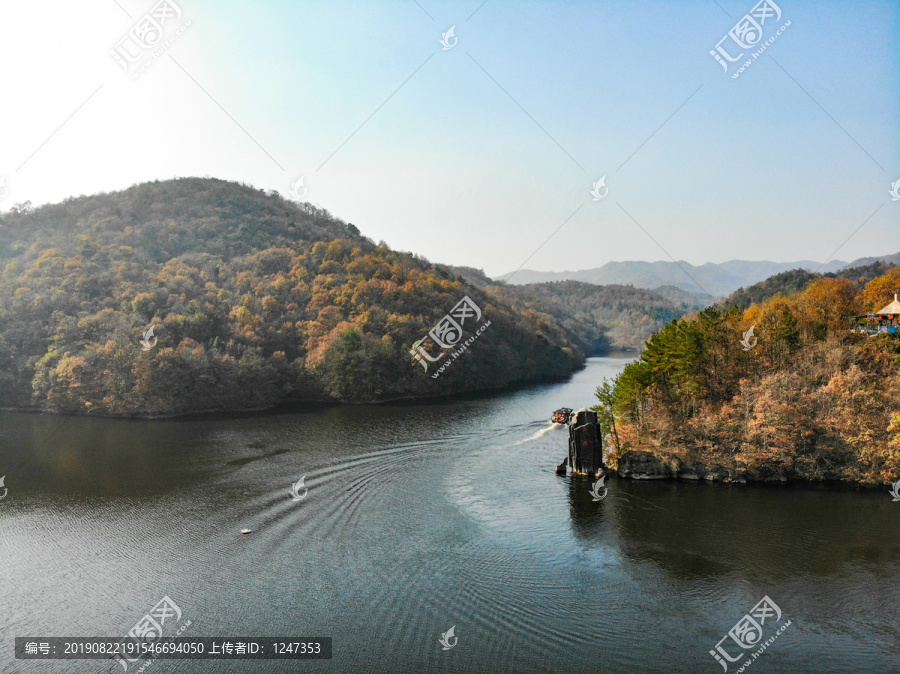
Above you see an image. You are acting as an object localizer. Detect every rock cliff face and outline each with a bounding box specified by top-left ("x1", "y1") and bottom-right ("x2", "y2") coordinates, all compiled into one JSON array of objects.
[
  {"x1": 615, "y1": 451, "x2": 671, "y2": 480},
  {"x1": 614, "y1": 451, "x2": 795, "y2": 484}
]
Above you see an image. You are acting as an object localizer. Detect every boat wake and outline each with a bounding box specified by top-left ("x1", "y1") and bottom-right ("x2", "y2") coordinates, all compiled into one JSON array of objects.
[{"x1": 515, "y1": 423, "x2": 562, "y2": 445}]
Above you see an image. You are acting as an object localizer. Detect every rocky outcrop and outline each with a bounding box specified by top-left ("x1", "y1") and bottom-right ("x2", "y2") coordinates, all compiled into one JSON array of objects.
[
  {"x1": 614, "y1": 452, "x2": 796, "y2": 484},
  {"x1": 616, "y1": 451, "x2": 672, "y2": 479}
]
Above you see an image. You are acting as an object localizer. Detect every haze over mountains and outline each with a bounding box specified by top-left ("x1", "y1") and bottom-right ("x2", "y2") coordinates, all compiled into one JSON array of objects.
[{"x1": 497, "y1": 257, "x2": 899, "y2": 297}]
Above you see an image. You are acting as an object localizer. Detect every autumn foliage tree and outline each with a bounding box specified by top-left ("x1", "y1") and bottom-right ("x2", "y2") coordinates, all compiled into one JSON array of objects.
[
  {"x1": 597, "y1": 269, "x2": 900, "y2": 485},
  {"x1": 0, "y1": 178, "x2": 600, "y2": 415}
]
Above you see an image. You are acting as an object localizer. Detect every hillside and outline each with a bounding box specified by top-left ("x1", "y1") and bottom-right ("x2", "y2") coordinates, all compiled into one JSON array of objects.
[
  {"x1": 595, "y1": 266, "x2": 900, "y2": 486},
  {"x1": 723, "y1": 261, "x2": 895, "y2": 311},
  {"x1": 0, "y1": 178, "x2": 597, "y2": 417},
  {"x1": 445, "y1": 265, "x2": 494, "y2": 289},
  {"x1": 498, "y1": 258, "x2": 851, "y2": 296},
  {"x1": 650, "y1": 285, "x2": 715, "y2": 308},
  {"x1": 497, "y1": 281, "x2": 701, "y2": 351},
  {"x1": 841, "y1": 252, "x2": 900, "y2": 269},
  {"x1": 446, "y1": 267, "x2": 708, "y2": 351}
]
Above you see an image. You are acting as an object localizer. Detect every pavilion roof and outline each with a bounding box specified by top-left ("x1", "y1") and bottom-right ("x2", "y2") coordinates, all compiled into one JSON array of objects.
[{"x1": 876, "y1": 299, "x2": 900, "y2": 315}]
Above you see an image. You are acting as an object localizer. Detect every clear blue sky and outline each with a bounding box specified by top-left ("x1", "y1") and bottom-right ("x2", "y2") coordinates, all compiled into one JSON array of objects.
[{"x1": 0, "y1": 0, "x2": 897, "y2": 276}]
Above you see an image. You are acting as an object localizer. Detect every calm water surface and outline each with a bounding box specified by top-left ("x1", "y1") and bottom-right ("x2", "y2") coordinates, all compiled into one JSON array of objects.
[{"x1": 1, "y1": 357, "x2": 898, "y2": 673}]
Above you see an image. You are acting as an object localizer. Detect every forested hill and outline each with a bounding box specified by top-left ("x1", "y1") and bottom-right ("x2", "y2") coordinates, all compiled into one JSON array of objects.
[
  {"x1": 499, "y1": 281, "x2": 703, "y2": 351},
  {"x1": 0, "y1": 178, "x2": 594, "y2": 417},
  {"x1": 447, "y1": 268, "x2": 709, "y2": 351},
  {"x1": 723, "y1": 261, "x2": 895, "y2": 311},
  {"x1": 597, "y1": 266, "x2": 900, "y2": 485}
]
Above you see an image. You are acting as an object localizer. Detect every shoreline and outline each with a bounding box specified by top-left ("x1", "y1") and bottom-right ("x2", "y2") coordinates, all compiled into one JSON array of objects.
[
  {"x1": 0, "y1": 365, "x2": 586, "y2": 421},
  {"x1": 0, "y1": 351, "x2": 638, "y2": 422},
  {"x1": 607, "y1": 470, "x2": 891, "y2": 491},
  {"x1": 608, "y1": 450, "x2": 895, "y2": 489}
]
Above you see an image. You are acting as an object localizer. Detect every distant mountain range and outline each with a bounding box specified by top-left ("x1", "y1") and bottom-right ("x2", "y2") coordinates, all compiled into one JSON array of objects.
[
  {"x1": 842, "y1": 252, "x2": 900, "y2": 268},
  {"x1": 497, "y1": 254, "x2": 900, "y2": 297}
]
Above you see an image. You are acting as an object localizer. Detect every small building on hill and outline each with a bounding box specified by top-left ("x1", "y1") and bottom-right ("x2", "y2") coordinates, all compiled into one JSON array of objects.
[{"x1": 855, "y1": 294, "x2": 900, "y2": 334}]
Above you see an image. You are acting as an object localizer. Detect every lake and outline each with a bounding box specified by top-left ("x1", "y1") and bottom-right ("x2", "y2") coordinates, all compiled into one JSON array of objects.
[{"x1": 1, "y1": 357, "x2": 898, "y2": 673}]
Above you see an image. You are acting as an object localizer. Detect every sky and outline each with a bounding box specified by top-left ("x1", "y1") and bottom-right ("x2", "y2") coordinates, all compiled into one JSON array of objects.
[{"x1": 0, "y1": 0, "x2": 897, "y2": 278}]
